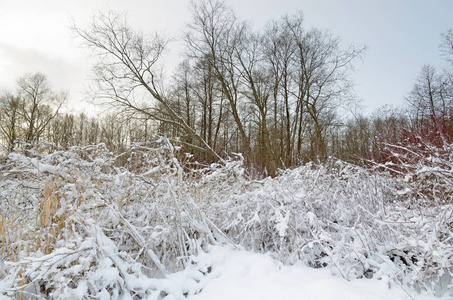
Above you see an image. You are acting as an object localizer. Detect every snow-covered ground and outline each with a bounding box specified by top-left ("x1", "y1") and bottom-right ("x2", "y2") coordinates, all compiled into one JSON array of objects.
[
  {"x1": 155, "y1": 246, "x2": 444, "y2": 300},
  {"x1": 0, "y1": 245, "x2": 448, "y2": 300},
  {"x1": 1, "y1": 142, "x2": 453, "y2": 298}
]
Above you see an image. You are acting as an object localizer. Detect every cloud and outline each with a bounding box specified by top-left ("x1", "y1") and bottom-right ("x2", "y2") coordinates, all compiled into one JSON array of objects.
[{"x1": 0, "y1": 42, "x2": 91, "y2": 100}]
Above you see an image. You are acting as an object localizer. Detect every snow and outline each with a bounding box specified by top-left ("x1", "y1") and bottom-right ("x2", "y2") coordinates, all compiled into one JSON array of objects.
[
  {"x1": 1, "y1": 141, "x2": 453, "y2": 299},
  {"x1": 161, "y1": 246, "x2": 445, "y2": 300}
]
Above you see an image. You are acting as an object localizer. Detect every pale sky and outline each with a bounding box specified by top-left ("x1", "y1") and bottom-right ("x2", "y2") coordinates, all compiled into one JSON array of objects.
[{"x1": 0, "y1": 0, "x2": 452, "y2": 114}]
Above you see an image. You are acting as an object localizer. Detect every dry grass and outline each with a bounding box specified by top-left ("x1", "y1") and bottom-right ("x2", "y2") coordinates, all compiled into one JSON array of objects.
[
  {"x1": 37, "y1": 178, "x2": 69, "y2": 255},
  {"x1": 0, "y1": 209, "x2": 23, "y2": 262},
  {"x1": 2, "y1": 177, "x2": 78, "y2": 298},
  {"x1": 0, "y1": 212, "x2": 5, "y2": 256},
  {"x1": 1, "y1": 177, "x2": 72, "y2": 263}
]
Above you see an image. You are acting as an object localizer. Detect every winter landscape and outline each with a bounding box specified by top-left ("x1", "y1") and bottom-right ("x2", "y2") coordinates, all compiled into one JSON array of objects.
[
  {"x1": 1, "y1": 139, "x2": 453, "y2": 299},
  {"x1": 1, "y1": 0, "x2": 453, "y2": 299}
]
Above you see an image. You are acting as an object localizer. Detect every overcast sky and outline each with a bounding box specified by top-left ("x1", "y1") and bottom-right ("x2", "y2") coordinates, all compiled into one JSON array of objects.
[{"x1": 0, "y1": 0, "x2": 452, "y2": 113}]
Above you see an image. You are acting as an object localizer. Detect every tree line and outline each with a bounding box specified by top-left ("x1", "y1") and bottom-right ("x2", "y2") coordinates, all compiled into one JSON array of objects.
[
  {"x1": 0, "y1": 75, "x2": 156, "y2": 155},
  {"x1": 1, "y1": 1, "x2": 452, "y2": 176}
]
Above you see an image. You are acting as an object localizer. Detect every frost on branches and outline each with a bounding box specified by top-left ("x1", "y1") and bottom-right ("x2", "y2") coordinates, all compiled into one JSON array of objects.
[{"x1": 0, "y1": 137, "x2": 452, "y2": 298}]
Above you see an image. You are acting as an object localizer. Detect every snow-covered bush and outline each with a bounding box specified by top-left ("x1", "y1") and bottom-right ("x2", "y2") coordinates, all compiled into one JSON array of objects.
[
  {"x1": 0, "y1": 138, "x2": 227, "y2": 298},
  {"x1": 201, "y1": 159, "x2": 453, "y2": 296},
  {"x1": 376, "y1": 141, "x2": 453, "y2": 205},
  {"x1": 1, "y1": 138, "x2": 453, "y2": 298}
]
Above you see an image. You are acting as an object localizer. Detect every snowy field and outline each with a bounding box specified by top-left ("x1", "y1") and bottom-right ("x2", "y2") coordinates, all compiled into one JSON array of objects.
[
  {"x1": 166, "y1": 246, "x2": 444, "y2": 300},
  {"x1": 0, "y1": 245, "x2": 449, "y2": 300},
  {"x1": 1, "y1": 140, "x2": 453, "y2": 299}
]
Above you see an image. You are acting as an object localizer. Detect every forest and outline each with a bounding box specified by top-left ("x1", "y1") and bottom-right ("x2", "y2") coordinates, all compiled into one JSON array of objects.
[
  {"x1": 0, "y1": 3, "x2": 452, "y2": 175},
  {"x1": 1, "y1": 0, "x2": 453, "y2": 299}
]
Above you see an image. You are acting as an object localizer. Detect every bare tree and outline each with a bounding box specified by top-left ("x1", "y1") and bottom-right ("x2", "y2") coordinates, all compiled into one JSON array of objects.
[
  {"x1": 234, "y1": 28, "x2": 279, "y2": 174},
  {"x1": 71, "y1": 4, "x2": 364, "y2": 172},
  {"x1": 263, "y1": 18, "x2": 300, "y2": 167},
  {"x1": 49, "y1": 113, "x2": 75, "y2": 147},
  {"x1": 168, "y1": 57, "x2": 225, "y2": 162},
  {"x1": 261, "y1": 13, "x2": 365, "y2": 163},
  {"x1": 185, "y1": 0, "x2": 253, "y2": 162},
  {"x1": 441, "y1": 28, "x2": 453, "y2": 65},
  {"x1": 339, "y1": 115, "x2": 371, "y2": 163},
  {"x1": 100, "y1": 113, "x2": 128, "y2": 153},
  {"x1": 72, "y1": 11, "x2": 222, "y2": 161},
  {"x1": 183, "y1": 1, "x2": 364, "y2": 172},
  {"x1": 168, "y1": 60, "x2": 198, "y2": 150},
  {"x1": 0, "y1": 92, "x2": 21, "y2": 152},
  {"x1": 16, "y1": 73, "x2": 66, "y2": 145},
  {"x1": 285, "y1": 16, "x2": 364, "y2": 161},
  {"x1": 406, "y1": 65, "x2": 453, "y2": 146}
]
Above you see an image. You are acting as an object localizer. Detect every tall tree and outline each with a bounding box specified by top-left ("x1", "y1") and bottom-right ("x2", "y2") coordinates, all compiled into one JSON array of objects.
[
  {"x1": 72, "y1": 11, "x2": 223, "y2": 162},
  {"x1": 0, "y1": 93, "x2": 21, "y2": 152},
  {"x1": 284, "y1": 16, "x2": 364, "y2": 161},
  {"x1": 441, "y1": 28, "x2": 453, "y2": 65},
  {"x1": 16, "y1": 73, "x2": 66, "y2": 145},
  {"x1": 185, "y1": 0, "x2": 253, "y2": 163},
  {"x1": 406, "y1": 65, "x2": 453, "y2": 146}
]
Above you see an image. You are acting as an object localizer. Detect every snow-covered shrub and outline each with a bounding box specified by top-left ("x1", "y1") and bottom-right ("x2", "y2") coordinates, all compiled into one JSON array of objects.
[
  {"x1": 201, "y1": 159, "x2": 453, "y2": 296},
  {"x1": 0, "y1": 138, "x2": 227, "y2": 299},
  {"x1": 377, "y1": 141, "x2": 453, "y2": 204},
  {"x1": 370, "y1": 140, "x2": 453, "y2": 294},
  {"x1": 1, "y1": 138, "x2": 453, "y2": 298}
]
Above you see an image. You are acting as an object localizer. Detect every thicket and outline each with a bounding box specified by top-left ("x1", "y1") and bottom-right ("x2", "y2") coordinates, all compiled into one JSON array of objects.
[{"x1": 0, "y1": 137, "x2": 452, "y2": 298}]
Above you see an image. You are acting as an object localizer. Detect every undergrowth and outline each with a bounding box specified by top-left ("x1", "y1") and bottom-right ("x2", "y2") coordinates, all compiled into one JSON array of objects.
[{"x1": 0, "y1": 137, "x2": 452, "y2": 298}]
